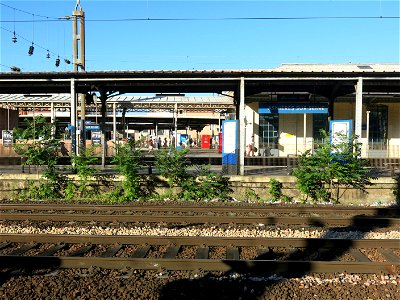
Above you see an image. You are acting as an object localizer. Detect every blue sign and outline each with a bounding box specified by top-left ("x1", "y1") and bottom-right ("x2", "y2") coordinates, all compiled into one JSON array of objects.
[
  {"x1": 330, "y1": 120, "x2": 353, "y2": 156},
  {"x1": 222, "y1": 120, "x2": 239, "y2": 165},
  {"x1": 259, "y1": 103, "x2": 328, "y2": 114},
  {"x1": 86, "y1": 125, "x2": 100, "y2": 131}
]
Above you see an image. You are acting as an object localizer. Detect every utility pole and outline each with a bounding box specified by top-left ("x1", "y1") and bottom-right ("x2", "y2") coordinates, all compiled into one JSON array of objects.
[{"x1": 72, "y1": 0, "x2": 86, "y2": 154}]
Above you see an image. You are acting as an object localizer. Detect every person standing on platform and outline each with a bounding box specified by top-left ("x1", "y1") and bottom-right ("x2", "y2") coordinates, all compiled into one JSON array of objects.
[
  {"x1": 247, "y1": 134, "x2": 255, "y2": 157},
  {"x1": 148, "y1": 137, "x2": 154, "y2": 153}
]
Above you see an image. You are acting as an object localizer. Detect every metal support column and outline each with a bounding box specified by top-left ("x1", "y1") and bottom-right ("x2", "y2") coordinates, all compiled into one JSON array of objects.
[
  {"x1": 50, "y1": 102, "x2": 55, "y2": 137},
  {"x1": 113, "y1": 103, "x2": 117, "y2": 143},
  {"x1": 303, "y1": 113, "x2": 307, "y2": 151},
  {"x1": 174, "y1": 103, "x2": 178, "y2": 148},
  {"x1": 366, "y1": 110, "x2": 370, "y2": 157},
  {"x1": 355, "y1": 77, "x2": 363, "y2": 138},
  {"x1": 7, "y1": 105, "x2": 10, "y2": 130},
  {"x1": 239, "y1": 77, "x2": 245, "y2": 176},
  {"x1": 70, "y1": 78, "x2": 77, "y2": 156}
]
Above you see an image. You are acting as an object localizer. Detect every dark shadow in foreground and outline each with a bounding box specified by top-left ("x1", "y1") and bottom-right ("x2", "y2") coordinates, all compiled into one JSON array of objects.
[{"x1": 159, "y1": 205, "x2": 398, "y2": 300}]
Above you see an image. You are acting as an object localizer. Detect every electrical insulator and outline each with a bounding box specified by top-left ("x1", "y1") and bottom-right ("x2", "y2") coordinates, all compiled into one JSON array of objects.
[
  {"x1": 12, "y1": 32, "x2": 17, "y2": 43},
  {"x1": 55, "y1": 57, "x2": 60, "y2": 67},
  {"x1": 28, "y1": 44, "x2": 34, "y2": 56},
  {"x1": 46, "y1": 51, "x2": 50, "y2": 59},
  {"x1": 10, "y1": 66, "x2": 21, "y2": 72},
  {"x1": 64, "y1": 59, "x2": 71, "y2": 64}
]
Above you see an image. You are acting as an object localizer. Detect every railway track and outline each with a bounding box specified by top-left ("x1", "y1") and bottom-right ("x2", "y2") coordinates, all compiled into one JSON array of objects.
[
  {"x1": 0, "y1": 234, "x2": 398, "y2": 275},
  {"x1": 1, "y1": 203, "x2": 399, "y2": 227}
]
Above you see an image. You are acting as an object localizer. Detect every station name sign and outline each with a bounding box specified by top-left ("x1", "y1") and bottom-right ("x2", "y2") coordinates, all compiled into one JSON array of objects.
[{"x1": 259, "y1": 103, "x2": 328, "y2": 114}]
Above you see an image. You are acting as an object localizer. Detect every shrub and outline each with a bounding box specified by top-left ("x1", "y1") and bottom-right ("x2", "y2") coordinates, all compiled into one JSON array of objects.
[
  {"x1": 111, "y1": 140, "x2": 152, "y2": 201},
  {"x1": 154, "y1": 148, "x2": 191, "y2": 188},
  {"x1": 292, "y1": 130, "x2": 372, "y2": 203},
  {"x1": 269, "y1": 178, "x2": 283, "y2": 202}
]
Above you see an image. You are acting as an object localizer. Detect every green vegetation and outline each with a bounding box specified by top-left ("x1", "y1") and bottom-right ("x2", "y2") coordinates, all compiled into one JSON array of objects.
[
  {"x1": 66, "y1": 146, "x2": 100, "y2": 199},
  {"x1": 243, "y1": 187, "x2": 261, "y2": 202},
  {"x1": 268, "y1": 178, "x2": 283, "y2": 202},
  {"x1": 108, "y1": 140, "x2": 153, "y2": 202},
  {"x1": 292, "y1": 130, "x2": 372, "y2": 203},
  {"x1": 154, "y1": 148, "x2": 191, "y2": 188},
  {"x1": 13, "y1": 130, "x2": 232, "y2": 203},
  {"x1": 154, "y1": 149, "x2": 232, "y2": 202},
  {"x1": 13, "y1": 116, "x2": 67, "y2": 200}
]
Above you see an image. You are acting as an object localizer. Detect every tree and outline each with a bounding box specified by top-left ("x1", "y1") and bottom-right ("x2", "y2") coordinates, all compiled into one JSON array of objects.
[
  {"x1": 13, "y1": 116, "x2": 67, "y2": 199},
  {"x1": 292, "y1": 130, "x2": 372, "y2": 203}
]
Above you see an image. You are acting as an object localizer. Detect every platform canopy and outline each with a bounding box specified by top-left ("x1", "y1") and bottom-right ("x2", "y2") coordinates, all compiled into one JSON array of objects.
[{"x1": 0, "y1": 64, "x2": 399, "y2": 99}]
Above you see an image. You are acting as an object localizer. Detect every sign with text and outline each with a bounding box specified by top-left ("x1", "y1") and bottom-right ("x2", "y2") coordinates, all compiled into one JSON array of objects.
[
  {"x1": 259, "y1": 103, "x2": 328, "y2": 114},
  {"x1": 222, "y1": 120, "x2": 238, "y2": 165},
  {"x1": 91, "y1": 130, "x2": 101, "y2": 145},
  {"x1": 2, "y1": 130, "x2": 13, "y2": 146},
  {"x1": 330, "y1": 120, "x2": 352, "y2": 154}
]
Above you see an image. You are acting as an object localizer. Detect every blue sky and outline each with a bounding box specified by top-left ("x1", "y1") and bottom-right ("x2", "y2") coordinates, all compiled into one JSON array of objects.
[{"x1": 1, "y1": 0, "x2": 399, "y2": 72}]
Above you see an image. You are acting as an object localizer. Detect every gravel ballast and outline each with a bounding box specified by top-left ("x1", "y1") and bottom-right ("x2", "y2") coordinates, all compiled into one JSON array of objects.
[{"x1": 0, "y1": 269, "x2": 399, "y2": 300}]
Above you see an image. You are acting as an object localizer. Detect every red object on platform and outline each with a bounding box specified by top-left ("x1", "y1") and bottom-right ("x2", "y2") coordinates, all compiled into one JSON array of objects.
[
  {"x1": 218, "y1": 132, "x2": 222, "y2": 153},
  {"x1": 201, "y1": 135, "x2": 211, "y2": 149}
]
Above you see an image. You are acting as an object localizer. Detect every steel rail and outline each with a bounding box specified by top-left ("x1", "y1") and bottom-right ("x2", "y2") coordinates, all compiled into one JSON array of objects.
[
  {"x1": 1, "y1": 234, "x2": 399, "y2": 248},
  {"x1": 1, "y1": 203, "x2": 399, "y2": 215},
  {"x1": 1, "y1": 212, "x2": 399, "y2": 226},
  {"x1": 0, "y1": 256, "x2": 396, "y2": 274},
  {"x1": 0, "y1": 235, "x2": 398, "y2": 274}
]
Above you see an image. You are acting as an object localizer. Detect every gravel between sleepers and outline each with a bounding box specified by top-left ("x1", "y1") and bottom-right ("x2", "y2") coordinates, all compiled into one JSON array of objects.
[{"x1": 0, "y1": 269, "x2": 398, "y2": 300}]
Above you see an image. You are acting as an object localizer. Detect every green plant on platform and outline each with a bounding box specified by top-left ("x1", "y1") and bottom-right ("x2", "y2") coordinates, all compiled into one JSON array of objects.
[
  {"x1": 13, "y1": 116, "x2": 67, "y2": 200},
  {"x1": 69, "y1": 146, "x2": 99, "y2": 199},
  {"x1": 243, "y1": 187, "x2": 261, "y2": 202},
  {"x1": 393, "y1": 175, "x2": 400, "y2": 206},
  {"x1": 292, "y1": 130, "x2": 373, "y2": 203},
  {"x1": 154, "y1": 148, "x2": 191, "y2": 188},
  {"x1": 179, "y1": 166, "x2": 232, "y2": 202},
  {"x1": 111, "y1": 140, "x2": 151, "y2": 201},
  {"x1": 268, "y1": 178, "x2": 283, "y2": 202},
  {"x1": 13, "y1": 116, "x2": 59, "y2": 172}
]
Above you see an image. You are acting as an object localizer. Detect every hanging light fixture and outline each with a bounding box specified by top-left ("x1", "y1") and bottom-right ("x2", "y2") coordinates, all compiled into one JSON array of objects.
[
  {"x1": 46, "y1": 50, "x2": 50, "y2": 59},
  {"x1": 12, "y1": 8, "x2": 17, "y2": 43},
  {"x1": 10, "y1": 66, "x2": 21, "y2": 72},
  {"x1": 28, "y1": 13, "x2": 35, "y2": 56},
  {"x1": 28, "y1": 43, "x2": 34, "y2": 56},
  {"x1": 55, "y1": 56, "x2": 60, "y2": 67}
]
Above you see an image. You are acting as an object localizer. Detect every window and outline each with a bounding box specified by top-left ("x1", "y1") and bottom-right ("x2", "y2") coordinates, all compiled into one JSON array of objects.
[
  {"x1": 369, "y1": 105, "x2": 388, "y2": 148},
  {"x1": 259, "y1": 114, "x2": 279, "y2": 149},
  {"x1": 313, "y1": 114, "x2": 329, "y2": 144}
]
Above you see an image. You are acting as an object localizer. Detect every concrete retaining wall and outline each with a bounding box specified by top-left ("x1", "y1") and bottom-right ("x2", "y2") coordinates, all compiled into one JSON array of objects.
[{"x1": 0, "y1": 173, "x2": 397, "y2": 205}]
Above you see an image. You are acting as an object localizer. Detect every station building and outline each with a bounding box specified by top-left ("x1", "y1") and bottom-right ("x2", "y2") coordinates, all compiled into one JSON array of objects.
[{"x1": 0, "y1": 63, "x2": 399, "y2": 174}]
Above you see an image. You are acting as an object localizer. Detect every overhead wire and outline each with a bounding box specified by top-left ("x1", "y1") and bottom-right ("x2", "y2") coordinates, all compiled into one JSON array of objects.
[
  {"x1": 1, "y1": 26, "x2": 70, "y2": 64},
  {"x1": 0, "y1": 15, "x2": 399, "y2": 23},
  {"x1": 0, "y1": 3, "x2": 59, "y2": 20}
]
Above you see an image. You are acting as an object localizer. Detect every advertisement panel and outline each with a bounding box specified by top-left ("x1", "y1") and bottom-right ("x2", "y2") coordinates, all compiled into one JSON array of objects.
[
  {"x1": 91, "y1": 130, "x2": 101, "y2": 145},
  {"x1": 2, "y1": 130, "x2": 13, "y2": 146}
]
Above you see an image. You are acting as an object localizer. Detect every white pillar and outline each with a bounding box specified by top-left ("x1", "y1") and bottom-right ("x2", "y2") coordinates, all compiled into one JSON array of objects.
[
  {"x1": 51, "y1": 102, "x2": 55, "y2": 137},
  {"x1": 303, "y1": 113, "x2": 307, "y2": 151},
  {"x1": 113, "y1": 103, "x2": 116, "y2": 143},
  {"x1": 174, "y1": 103, "x2": 178, "y2": 148},
  {"x1": 366, "y1": 110, "x2": 370, "y2": 157},
  {"x1": 7, "y1": 105, "x2": 10, "y2": 130},
  {"x1": 355, "y1": 77, "x2": 363, "y2": 138},
  {"x1": 239, "y1": 77, "x2": 245, "y2": 175},
  {"x1": 70, "y1": 78, "x2": 77, "y2": 156}
]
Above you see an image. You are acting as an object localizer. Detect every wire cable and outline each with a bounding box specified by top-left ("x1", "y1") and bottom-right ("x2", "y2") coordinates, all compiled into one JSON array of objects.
[
  {"x1": 0, "y1": 3, "x2": 60, "y2": 20},
  {"x1": 1, "y1": 26, "x2": 70, "y2": 64},
  {"x1": 0, "y1": 15, "x2": 399, "y2": 23}
]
